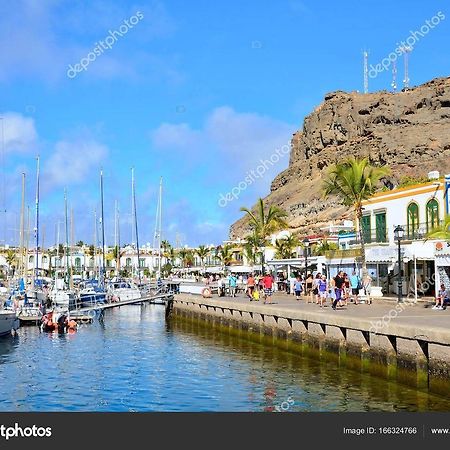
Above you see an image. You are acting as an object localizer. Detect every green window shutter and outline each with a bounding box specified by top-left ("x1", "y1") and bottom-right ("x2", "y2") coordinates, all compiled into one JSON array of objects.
[
  {"x1": 375, "y1": 212, "x2": 387, "y2": 243},
  {"x1": 426, "y1": 199, "x2": 439, "y2": 232},
  {"x1": 361, "y1": 215, "x2": 371, "y2": 243},
  {"x1": 407, "y1": 203, "x2": 419, "y2": 239}
]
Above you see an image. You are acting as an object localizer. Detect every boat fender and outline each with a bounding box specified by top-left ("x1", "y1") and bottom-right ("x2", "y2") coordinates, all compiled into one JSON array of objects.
[{"x1": 201, "y1": 288, "x2": 212, "y2": 298}]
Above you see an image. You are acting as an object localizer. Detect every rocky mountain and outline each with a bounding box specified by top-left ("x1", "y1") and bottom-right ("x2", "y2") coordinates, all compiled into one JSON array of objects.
[{"x1": 230, "y1": 77, "x2": 450, "y2": 238}]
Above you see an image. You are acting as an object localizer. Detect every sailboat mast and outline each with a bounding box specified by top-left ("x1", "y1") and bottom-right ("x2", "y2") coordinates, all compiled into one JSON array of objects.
[
  {"x1": 34, "y1": 156, "x2": 40, "y2": 286},
  {"x1": 114, "y1": 200, "x2": 121, "y2": 275},
  {"x1": 55, "y1": 220, "x2": 60, "y2": 285},
  {"x1": 132, "y1": 168, "x2": 141, "y2": 284},
  {"x1": 25, "y1": 206, "x2": 30, "y2": 286},
  {"x1": 64, "y1": 189, "x2": 72, "y2": 289},
  {"x1": 19, "y1": 173, "x2": 26, "y2": 278},
  {"x1": 100, "y1": 170, "x2": 106, "y2": 283},
  {"x1": 158, "y1": 177, "x2": 162, "y2": 274},
  {"x1": 93, "y1": 209, "x2": 97, "y2": 279}
]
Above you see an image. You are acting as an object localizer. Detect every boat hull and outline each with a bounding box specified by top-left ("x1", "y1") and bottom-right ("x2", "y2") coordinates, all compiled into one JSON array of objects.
[{"x1": 0, "y1": 311, "x2": 19, "y2": 337}]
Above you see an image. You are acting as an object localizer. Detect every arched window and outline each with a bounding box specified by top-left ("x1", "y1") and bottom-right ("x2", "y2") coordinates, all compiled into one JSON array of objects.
[
  {"x1": 126, "y1": 258, "x2": 132, "y2": 267},
  {"x1": 407, "y1": 202, "x2": 419, "y2": 239},
  {"x1": 75, "y1": 257, "x2": 81, "y2": 268},
  {"x1": 42, "y1": 256, "x2": 48, "y2": 264},
  {"x1": 426, "y1": 199, "x2": 439, "y2": 232},
  {"x1": 29, "y1": 255, "x2": 34, "y2": 264}
]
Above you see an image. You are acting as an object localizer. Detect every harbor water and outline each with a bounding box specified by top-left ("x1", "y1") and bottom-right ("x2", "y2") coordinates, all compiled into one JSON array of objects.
[{"x1": 0, "y1": 305, "x2": 449, "y2": 412}]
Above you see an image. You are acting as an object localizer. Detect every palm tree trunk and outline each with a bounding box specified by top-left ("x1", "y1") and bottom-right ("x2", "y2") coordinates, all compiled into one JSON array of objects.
[{"x1": 358, "y1": 213, "x2": 368, "y2": 278}]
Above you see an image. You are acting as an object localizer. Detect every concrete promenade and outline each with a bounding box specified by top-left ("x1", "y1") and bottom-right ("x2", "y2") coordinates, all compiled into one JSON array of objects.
[{"x1": 170, "y1": 291, "x2": 450, "y2": 396}]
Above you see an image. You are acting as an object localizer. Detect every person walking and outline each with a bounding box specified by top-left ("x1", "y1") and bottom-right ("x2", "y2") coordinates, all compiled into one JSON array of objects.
[
  {"x1": 349, "y1": 270, "x2": 360, "y2": 304},
  {"x1": 228, "y1": 273, "x2": 237, "y2": 297},
  {"x1": 262, "y1": 272, "x2": 274, "y2": 304},
  {"x1": 247, "y1": 273, "x2": 255, "y2": 301},
  {"x1": 289, "y1": 273, "x2": 296, "y2": 296},
  {"x1": 318, "y1": 274, "x2": 328, "y2": 308},
  {"x1": 363, "y1": 272, "x2": 373, "y2": 305},
  {"x1": 294, "y1": 276, "x2": 303, "y2": 301},
  {"x1": 332, "y1": 271, "x2": 345, "y2": 310},
  {"x1": 305, "y1": 273, "x2": 314, "y2": 303},
  {"x1": 313, "y1": 273, "x2": 321, "y2": 304}
]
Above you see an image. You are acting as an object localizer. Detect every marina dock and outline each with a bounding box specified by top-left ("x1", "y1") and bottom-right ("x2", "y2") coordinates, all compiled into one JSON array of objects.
[{"x1": 18, "y1": 293, "x2": 173, "y2": 325}]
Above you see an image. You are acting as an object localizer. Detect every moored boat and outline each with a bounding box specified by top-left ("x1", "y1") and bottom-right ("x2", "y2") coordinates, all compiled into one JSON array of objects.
[{"x1": 0, "y1": 310, "x2": 20, "y2": 337}]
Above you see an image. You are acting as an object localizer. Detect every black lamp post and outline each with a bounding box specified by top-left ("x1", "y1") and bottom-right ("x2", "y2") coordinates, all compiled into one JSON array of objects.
[
  {"x1": 303, "y1": 238, "x2": 310, "y2": 277},
  {"x1": 394, "y1": 225, "x2": 404, "y2": 303}
]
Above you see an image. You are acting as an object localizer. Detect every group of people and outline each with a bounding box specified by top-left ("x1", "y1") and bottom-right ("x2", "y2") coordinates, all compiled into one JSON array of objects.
[
  {"x1": 292, "y1": 270, "x2": 373, "y2": 310},
  {"x1": 215, "y1": 272, "x2": 276, "y2": 304},
  {"x1": 213, "y1": 269, "x2": 374, "y2": 310}
]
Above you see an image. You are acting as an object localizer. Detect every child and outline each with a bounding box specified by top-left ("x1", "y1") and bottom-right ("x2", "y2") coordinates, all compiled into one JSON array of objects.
[
  {"x1": 294, "y1": 276, "x2": 303, "y2": 301},
  {"x1": 318, "y1": 275, "x2": 328, "y2": 308}
]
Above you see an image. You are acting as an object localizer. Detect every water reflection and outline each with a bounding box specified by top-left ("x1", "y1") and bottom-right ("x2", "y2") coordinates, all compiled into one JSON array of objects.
[{"x1": 0, "y1": 306, "x2": 447, "y2": 412}]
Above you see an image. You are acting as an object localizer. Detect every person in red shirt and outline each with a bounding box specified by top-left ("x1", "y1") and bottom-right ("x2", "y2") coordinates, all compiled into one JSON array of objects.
[
  {"x1": 263, "y1": 272, "x2": 274, "y2": 304},
  {"x1": 247, "y1": 274, "x2": 255, "y2": 301}
]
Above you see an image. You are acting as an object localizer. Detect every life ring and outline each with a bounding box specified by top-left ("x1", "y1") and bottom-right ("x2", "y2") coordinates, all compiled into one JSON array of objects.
[{"x1": 201, "y1": 288, "x2": 212, "y2": 298}]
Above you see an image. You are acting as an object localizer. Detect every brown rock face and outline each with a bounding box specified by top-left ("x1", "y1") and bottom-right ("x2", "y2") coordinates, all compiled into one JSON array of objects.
[{"x1": 230, "y1": 77, "x2": 450, "y2": 238}]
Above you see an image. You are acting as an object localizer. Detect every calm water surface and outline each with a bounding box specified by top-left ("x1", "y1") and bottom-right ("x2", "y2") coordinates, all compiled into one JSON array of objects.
[{"x1": 0, "y1": 305, "x2": 449, "y2": 412}]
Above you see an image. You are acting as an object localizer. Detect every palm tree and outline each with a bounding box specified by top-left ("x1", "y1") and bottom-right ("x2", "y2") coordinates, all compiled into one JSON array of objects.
[
  {"x1": 312, "y1": 239, "x2": 339, "y2": 256},
  {"x1": 427, "y1": 215, "x2": 450, "y2": 241},
  {"x1": 196, "y1": 245, "x2": 210, "y2": 272},
  {"x1": 240, "y1": 198, "x2": 288, "y2": 272},
  {"x1": 274, "y1": 234, "x2": 298, "y2": 259},
  {"x1": 243, "y1": 241, "x2": 257, "y2": 265},
  {"x1": 178, "y1": 248, "x2": 194, "y2": 268},
  {"x1": 274, "y1": 239, "x2": 288, "y2": 259},
  {"x1": 215, "y1": 244, "x2": 234, "y2": 271},
  {"x1": 322, "y1": 157, "x2": 390, "y2": 277},
  {"x1": 161, "y1": 240, "x2": 171, "y2": 252},
  {"x1": 5, "y1": 249, "x2": 16, "y2": 273},
  {"x1": 166, "y1": 247, "x2": 177, "y2": 265}
]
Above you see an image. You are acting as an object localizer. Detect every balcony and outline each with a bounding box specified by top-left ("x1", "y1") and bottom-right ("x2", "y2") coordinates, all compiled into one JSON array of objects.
[
  {"x1": 339, "y1": 228, "x2": 388, "y2": 247},
  {"x1": 399, "y1": 221, "x2": 443, "y2": 241}
]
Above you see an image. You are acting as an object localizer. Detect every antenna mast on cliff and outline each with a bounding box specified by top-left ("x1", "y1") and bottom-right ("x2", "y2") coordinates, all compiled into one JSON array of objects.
[
  {"x1": 391, "y1": 60, "x2": 397, "y2": 93},
  {"x1": 401, "y1": 46, "x2": 411, "y2": 89},
  {"x1": 363, "y1": 50, "x2": 369, "y2": 94}
]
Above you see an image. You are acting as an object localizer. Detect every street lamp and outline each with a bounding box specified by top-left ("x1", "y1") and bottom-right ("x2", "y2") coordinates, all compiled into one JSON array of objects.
[
  {"x1": 303, "y1": 238, "x2": 310, "y2": 277},
  {"x1": 394, "y1": 225, "x2": 404, "y2": 303}
]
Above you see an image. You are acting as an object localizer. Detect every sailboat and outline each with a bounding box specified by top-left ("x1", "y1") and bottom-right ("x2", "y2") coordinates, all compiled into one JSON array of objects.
[
  {"x1": 107, "y1": 169, "x2": 141, "y2": 301},
  {"x1": 152, "y1": 177, "x2": 163, "y2": 278},
  {"x1": 78, "y1": 170, "x2": 107, "y2": 307},
  {"x1": 49, "y1": 193, "x2": 76, "y2": 309},
  {"x1": 18, "y1": 157, "x2": 47, "y2": 320}
]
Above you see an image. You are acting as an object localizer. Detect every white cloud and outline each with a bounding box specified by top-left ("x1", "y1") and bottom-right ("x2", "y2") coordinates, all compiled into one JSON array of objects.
[
  {"x1": 0, "y1": 112, "x2": 38, "y2": 153},
  {"x1": 151, "y1": 123, "x2": 201, "y2": 149},
  {"x1": 205, "y1": 106, "x2": 295, "y2": 166},
  {"x1": 151, "y1": 106, "x2": 295, "y2": 169},
  {"x1": 43, "y1": 139, "x2": 108, "y2": 190}
]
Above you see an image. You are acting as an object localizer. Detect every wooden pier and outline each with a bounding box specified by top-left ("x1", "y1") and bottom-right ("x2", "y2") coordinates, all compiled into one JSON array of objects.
[{"x1": 67, "y1": 293, "x2": 173, "y2": 315}]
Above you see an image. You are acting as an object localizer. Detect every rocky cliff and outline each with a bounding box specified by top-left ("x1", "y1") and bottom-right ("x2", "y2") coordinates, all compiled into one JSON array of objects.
[{"x1": 230, "y1": 77, "x2": 450, "y2": 238}]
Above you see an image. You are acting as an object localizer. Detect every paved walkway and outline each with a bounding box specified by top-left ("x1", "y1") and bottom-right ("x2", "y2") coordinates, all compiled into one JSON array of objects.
[{"x1": 180, "y1": 290, "x2": 450, "y2": 336}]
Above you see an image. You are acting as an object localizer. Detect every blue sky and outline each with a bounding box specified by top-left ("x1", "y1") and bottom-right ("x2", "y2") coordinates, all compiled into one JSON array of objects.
[{"x1": 0, "y1": 0, "x2": 449, "y2": 248}]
